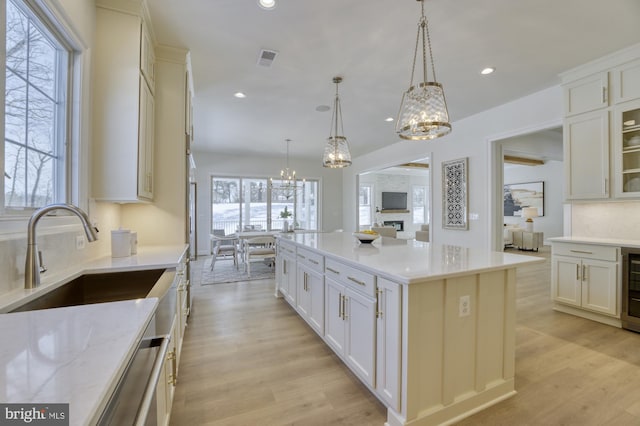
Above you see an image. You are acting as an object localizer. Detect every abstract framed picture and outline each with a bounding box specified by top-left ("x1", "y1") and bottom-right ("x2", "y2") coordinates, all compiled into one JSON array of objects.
[
  {"x1": 442, "y1": 157, "x2": 468, "y2": 230},
  {"x1": 504, "y1": 181, "x2": 544, "y2": 217}
]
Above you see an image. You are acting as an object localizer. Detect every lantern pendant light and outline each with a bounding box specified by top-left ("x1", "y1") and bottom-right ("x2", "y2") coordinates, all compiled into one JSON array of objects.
[
  {"x1": 396, "y1": 0, "x2": 451, "y2": 140},
  {"x1": 323, "y1": 76, "x2": 352, "y2": 168},
  {"x1": 270, "y1": 139, "x2": 300, "y2": 200}
]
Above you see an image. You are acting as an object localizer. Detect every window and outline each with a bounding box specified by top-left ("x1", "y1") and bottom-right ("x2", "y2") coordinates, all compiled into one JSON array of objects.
[
  {"x1": 359, "y1": 184, "x2": 372, "y2": 226},
  {"x1": 4, "y1": 0, "x2": 71, "y2": 210},
  {"x1": 412, "y1": 185, "x2": 428, "y2": 224},
  {"x1": 211, "y1": 176, "x2": 319, "y2": 234}
]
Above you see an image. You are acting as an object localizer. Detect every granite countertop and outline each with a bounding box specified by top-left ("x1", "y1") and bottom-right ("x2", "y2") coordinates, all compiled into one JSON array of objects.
[
  {"x1": 0, "y1": 298, "x2": 158, "y2": 425},
  {"x1": 548, "y1": 236, "x2": 640, "y2": 249},
  {"x1": 281, "y1": 232, "x2": 543, "y2": 284},
  {"x1": 0, "y1": 244, "x2": 188, "y2": 313}
]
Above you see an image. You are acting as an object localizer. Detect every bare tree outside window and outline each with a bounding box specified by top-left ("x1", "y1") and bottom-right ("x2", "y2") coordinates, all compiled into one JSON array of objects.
[{"x1": 4, "y1": 0, "x2": 68, "y2": 209}]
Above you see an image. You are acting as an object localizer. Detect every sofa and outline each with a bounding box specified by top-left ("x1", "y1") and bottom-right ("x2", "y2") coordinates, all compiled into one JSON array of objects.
[{"x1": 415, "y1": 224, "x2": 429, "y2": 242}]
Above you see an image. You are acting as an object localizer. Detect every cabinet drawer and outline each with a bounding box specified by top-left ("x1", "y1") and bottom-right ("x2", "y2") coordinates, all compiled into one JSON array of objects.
[
  {"x1": 325, "y1": 258, "x2": 376, "y2": 297},
  {"x1": 278, "y1": 241, "x2": 296, "y2": 257},
  {"x1": 552, "y1": 242, "x2": 619, "y2": 261},
  {"x1": 297, "y1": 247, "x2": 324, "y2": 273}
]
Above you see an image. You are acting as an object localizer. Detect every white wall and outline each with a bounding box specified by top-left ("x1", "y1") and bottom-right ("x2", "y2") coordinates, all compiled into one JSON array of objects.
[
  {"x1": 191, "y1": 150, "x2": 343, "y2": 256},
  {"x1": 344, "y1": 86, "x2": 564, "y2": 249},
  {"x1": 504, "y1": 161, "x2": 564, "y2": 243},
  {"x1": 571, "y1": 202, "x2": 640, "y2": 240}
]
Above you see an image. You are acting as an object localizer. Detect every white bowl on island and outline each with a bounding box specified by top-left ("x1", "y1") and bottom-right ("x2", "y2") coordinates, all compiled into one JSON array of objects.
[{"x1": 353, "y1": 232, "x2": 380, "y2": 244}]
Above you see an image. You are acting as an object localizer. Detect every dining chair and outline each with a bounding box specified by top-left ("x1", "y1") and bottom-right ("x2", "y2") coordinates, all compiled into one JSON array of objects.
[
  {"x1": 243, "y1": 236, "x2": 276, "y2": 277},
  {"x1": 210, "y1": 231, "x2": 239, "y2": 270}
]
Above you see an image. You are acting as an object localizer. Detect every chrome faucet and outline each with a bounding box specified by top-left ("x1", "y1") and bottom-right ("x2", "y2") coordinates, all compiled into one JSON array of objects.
[{"x1": 25, "y1": 203, "x2": 99, "y2": 289}]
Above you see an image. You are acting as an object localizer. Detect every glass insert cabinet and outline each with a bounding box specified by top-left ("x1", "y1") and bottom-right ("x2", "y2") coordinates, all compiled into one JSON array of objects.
[{"x1": 616, "y1": 99, "x2": 640, "y2": 197}]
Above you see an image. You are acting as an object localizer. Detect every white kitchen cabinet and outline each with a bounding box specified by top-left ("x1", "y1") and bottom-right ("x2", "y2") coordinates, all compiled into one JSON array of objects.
[
  {"x1": 551, "y1": 242, "x2": 619, "y2": 318},
  {"x1": 612, "y1": 58, "x2": 640, "y2": 104},
  {"x1": 563, "y1": 110, "x2": 610, "y2": 199},
  {"x1": 563, "y1": 72, "x2": 609, "y2": 116},
  {"x1": 375, "y1": 278, "x2": 401, "y2": 412},
  {"x1": 93, "y1": 2, "x2": 156, "y2": 202},
  {"x1": 613, "y1": 99, "x2": 640, "y2": 197},
  {"x1": 296, "y1": 264, "x2": 324, "y2": 335},
  {"x1": 324, "y1": 260, "x2": 376, "y2": 388}
]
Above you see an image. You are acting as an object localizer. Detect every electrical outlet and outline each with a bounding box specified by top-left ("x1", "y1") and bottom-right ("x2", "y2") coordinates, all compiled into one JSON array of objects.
[
  {"x1": 459, "y1": 295, "x2": 470, "y2": 317},
  {"x1": 76, "y1": 235, "x2": 86, "y2": 250}
]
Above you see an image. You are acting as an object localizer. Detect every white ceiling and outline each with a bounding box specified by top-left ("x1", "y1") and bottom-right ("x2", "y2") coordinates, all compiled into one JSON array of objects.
[{"x1": 148, "y1": 0, "x2": 640, "y2": 161}]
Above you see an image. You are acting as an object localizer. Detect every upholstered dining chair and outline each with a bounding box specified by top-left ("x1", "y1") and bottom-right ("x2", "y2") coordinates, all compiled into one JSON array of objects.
[
  {"x1": 210, "y1": 230, "x2": 239, "y2": 270},
  {"x1": 243, "y1": 236, "x2": 276, "y2": 277}
]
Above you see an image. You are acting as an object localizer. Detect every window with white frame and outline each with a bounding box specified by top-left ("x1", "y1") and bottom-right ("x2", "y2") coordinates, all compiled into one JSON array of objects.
[
  {"x1": 412, "y1": 185, "x2": 428, "y2": 224},
  {"x1": 359, "y1": 184, "x2": 372, "y2": 226},
  {"x1": 4, "y1": 0, "x2": 71, "y2": 210}
]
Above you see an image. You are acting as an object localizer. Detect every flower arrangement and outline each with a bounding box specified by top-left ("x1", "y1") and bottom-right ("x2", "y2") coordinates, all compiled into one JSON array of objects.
[{"x1": 279, "y1": 206, "x2": 292, "y2": 219}]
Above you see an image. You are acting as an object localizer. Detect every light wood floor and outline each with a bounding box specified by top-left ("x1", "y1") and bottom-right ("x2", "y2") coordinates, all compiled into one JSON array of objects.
[{"x1": 170, "y1": 248, "x2": 640, "y2": 425}]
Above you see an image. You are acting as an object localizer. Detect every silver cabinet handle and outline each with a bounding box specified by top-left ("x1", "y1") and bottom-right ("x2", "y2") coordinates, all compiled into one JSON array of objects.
[
  {"x1": 348, "y1": 276, "x2": 366, "y2": 286},
  {"x1": 326, "y1": 267, "x2": 340, "y2": 275},
  {"x1": 297, "y1": 254, "x2": 306, "y2": 260},
  {"x1": 338, "y1": 293, "x2": 342, "y2": 319},
  {"x1": 602, "y1": 86, "x2": 607, "y2": 104},
  {"x1": 576, "y1": 264, "x2": 580, "y2": 281},
  {"x1": 309, "y1": 259, "x2": 319, "y2": 265},
  {"x1": 376, "y1": 289, "x2": 383, "y2": 319},
  {"x1": 343, "y1": 295, "x2": 348, "y2": 320},
  {"x1": 582, "y1": 264, "x2": 587, "y2": 282},
  {"x1": 570, "y1": 250, "x2": 593, "y2": 254}
]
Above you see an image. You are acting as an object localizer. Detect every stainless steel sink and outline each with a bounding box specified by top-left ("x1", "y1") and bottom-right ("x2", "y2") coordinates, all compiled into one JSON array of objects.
[{"x1": 11, "y1": 269, "x2": 166, "y2": 312}]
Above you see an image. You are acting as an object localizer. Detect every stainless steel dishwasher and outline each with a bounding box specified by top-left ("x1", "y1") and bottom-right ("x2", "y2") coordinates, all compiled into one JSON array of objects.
[{"x1": 97, "y1": 269, "x2": 177, "y2": 425}]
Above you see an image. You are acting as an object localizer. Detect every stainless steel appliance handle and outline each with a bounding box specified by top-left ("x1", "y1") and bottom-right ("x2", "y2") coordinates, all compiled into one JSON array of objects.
[{"x1": 133, "y1": 335, "x2": 171, "y2": 426}]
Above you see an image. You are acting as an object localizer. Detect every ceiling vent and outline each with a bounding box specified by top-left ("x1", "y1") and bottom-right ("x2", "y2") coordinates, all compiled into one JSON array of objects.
[{"x1": 257, "y1": 49, "x2": 277, "y2": 67}]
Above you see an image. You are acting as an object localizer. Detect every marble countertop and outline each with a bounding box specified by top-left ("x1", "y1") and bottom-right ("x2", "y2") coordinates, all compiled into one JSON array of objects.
[
  {"x1": 549, "y1": 236, "x2": 640, "y2": 249},
  {"x1": 0, "y1": 244, "x2": 188, "y2": 313},
  {"x1": 281, "y1": 232, "x2": 543, "y2": 284},
  {"x1": 0, "y1": 298, "x2": 158, "y2": 425}
]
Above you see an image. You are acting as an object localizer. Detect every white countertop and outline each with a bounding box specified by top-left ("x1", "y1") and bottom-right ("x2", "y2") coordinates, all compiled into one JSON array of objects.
[
  {"x1": 281, "y1": 232, "x2": 543, "y2": 284},
  {"x1": 0, "y1": 244, "x2": 188, "y2": 313},
  {"x1": 549, "y1": 236, "x2": 640, "y2": 249},
  {"x1": 0, "y1": 298, "x2": 158, "y2": 425}
]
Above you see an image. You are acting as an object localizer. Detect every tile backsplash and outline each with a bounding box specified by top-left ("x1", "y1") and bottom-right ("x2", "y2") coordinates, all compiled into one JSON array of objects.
[{"x1": 571, "y1": 201, "x2": 640, "y2": 240}]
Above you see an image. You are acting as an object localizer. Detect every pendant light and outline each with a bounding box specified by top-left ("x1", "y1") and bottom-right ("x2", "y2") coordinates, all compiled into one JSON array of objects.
[
  {"x1": 270, "y1": 139, "x2": 300, "y2": 200},
  {"x1": 323, "y1": 76, "x2": 352, "y2": 168},
  {"x1": 396, "y1": 0, "x2": 451, "y2": 140}
]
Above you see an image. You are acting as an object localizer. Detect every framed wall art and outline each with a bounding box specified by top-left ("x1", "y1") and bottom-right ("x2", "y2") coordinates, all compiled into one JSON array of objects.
[
  {"x1": 442, "y1": 157, "x2": 468, "y2": 230},
  {"x1": 504, "y1": 181, "x2": 544, "y2": 217}
]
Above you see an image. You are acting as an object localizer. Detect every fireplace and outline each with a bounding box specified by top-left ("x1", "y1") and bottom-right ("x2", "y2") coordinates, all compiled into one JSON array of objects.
[{"x1": 384, "y1": 220, "x2": 404, "y2": 231}]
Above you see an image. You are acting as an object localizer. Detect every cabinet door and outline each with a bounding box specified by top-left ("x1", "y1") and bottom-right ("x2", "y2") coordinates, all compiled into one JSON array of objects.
[
  {"x1": 307, "y1": 268, "x2": 325, "y2": 335},
  {"x1": 138, "y1": 78, "x2": 154, "y2": 200},
  {"x1": 582, "y1": 259, "x2": 618, "y2": 316},
  {"x1": 376, "y1": 278, "x2": 401, "y2": 411},
  {"x1": 612, "y1": 59, "x2": 640, "y2": 104},
  {"x1": 140, "y1": 20, "x2": 155, "y2": 89},
  {"x1": 325, "y1": 277, "x2": 346, "y2": 355},
  {"x1": 563, "y1": 72, "x2": 608, "y2": 116},
  {"x1": 344, "y1": 288, "x2": 376, "y2": 388},
  {"x1": 564, "y1": 110, "x2": 609, "y2": 199},
  {"x1": 613, "y1": 99, "x2": 640, "y2": 198},
  {"x1": 296, "y1": 265, "x2": 311, "y2": 318},
  {"x1": 551, "y1": 256, "x2": 581, "y2": 306}
]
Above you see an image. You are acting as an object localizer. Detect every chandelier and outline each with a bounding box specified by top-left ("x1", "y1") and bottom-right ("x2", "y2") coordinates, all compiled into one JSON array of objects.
[
  {"x1": 271, "y1": 139, "x2": 301, "y2": 199},
  {"x1": 396, "y1": 0, "x2": 451, "y2": 140},
  {"x1": 323, "y1": 76, "x2": 352, "y2": 168}
]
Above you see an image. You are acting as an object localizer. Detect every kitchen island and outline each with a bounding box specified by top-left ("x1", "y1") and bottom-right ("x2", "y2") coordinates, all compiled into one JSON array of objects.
[{"x1": 276, "y1": 232, "x2": 543, "y2": 426}]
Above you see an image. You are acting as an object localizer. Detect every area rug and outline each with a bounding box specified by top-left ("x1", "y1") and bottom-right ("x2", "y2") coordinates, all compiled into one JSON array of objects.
[{"x1": 201, "y1": 259, "x2": 275, "y2": 285}]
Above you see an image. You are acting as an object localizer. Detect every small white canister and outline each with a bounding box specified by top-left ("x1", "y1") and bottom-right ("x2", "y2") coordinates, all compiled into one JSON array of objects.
[
  {"x1": 111, "y1": 229, "x2": 132, "y2": 258},
  {"x1": 130, "y1": 231, "x2": 138, "y2": 255}
]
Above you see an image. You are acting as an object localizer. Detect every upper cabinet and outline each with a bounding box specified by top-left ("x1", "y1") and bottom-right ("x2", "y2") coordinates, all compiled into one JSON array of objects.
[
  {"x1": 93, "y1": 0, "x2": 156, "y2": 202},
  {"x1": 561, "y1": 45, "x2": 640, "y2": 201}
]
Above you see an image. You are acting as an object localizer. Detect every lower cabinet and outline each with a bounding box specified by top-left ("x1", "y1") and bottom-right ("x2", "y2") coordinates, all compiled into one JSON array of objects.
[
  {"x1": 375, "y1": 277, "x2": 401, "y2": 411},
  {"x1": 156, "y1": 320, "x2": 177, "y2": 426},
  {"x1": 551, "y1": 242, "x2": 619, "y2": 318},
  {"x1": 324, "y1": 276, "x2": 376, "y2": 387},
  {"x1": 296, "y1": 264, "x2": 324, "y2": 334}
]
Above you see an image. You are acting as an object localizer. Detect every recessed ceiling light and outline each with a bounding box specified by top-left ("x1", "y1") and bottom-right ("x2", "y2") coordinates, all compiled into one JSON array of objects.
[
  {"x1": 234, "y1": 92, "x2": 246, "y2": 98},
  {"x1": 258, "y1": 0, "x2": 276, "y2": 10},
  {"x1": 385, "y1": 117, "x2": 394, "y2": 122},
  {"x1": 315, "y1": 105, "x2": 330, "y2": 112},
  {"x1": 481, "y1": 67, "x2": 495, "y2": 75}
]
